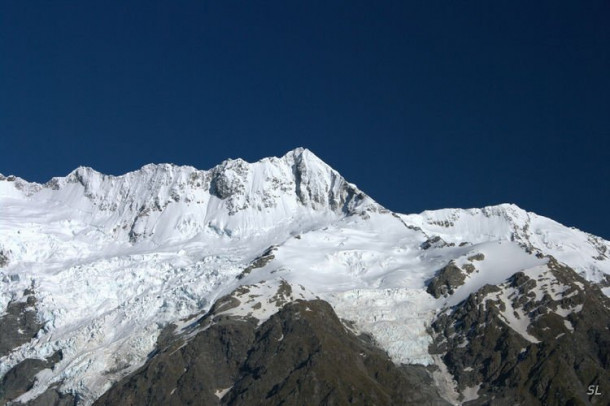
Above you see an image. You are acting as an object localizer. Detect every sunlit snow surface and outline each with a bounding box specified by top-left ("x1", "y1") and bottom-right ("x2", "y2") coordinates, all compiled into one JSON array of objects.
[{"x1": 1, "y1": 150, "x2": 610, "y2": 404}]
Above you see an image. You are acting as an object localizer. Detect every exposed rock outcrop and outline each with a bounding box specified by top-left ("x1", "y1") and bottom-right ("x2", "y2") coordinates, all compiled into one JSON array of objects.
[
  {"x1": 95, "y1": 296, "x2": 448, "y2": 406},
  {"x1": 0, "y1": 290, "x2": 43, "y2": 358},
  {"x1": 427, "y1": 262, "x2": 467, "y2": 298},
  {"x1": 430, "y1": 259, "x2": 610, "y2": 405}
]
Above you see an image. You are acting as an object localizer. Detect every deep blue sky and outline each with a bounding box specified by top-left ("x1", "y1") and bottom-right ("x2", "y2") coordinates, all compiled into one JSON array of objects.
[{"x1": 1, "y1": 1, "x2": 609, "y2": 238}]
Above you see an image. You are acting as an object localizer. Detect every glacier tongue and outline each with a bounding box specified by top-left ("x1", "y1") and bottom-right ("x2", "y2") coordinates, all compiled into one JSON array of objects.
[{"x1": 1, "y1": 148, "x2": 610, "y2": 404}]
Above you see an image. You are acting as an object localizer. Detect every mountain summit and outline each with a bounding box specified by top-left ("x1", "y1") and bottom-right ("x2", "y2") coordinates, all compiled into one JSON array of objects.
[
  {"x1": 1, "y1": 149, "x2": 609, "y2": 405},
  {"x1": 1, "y1": 148, "x2": 374, "y2": 244}
]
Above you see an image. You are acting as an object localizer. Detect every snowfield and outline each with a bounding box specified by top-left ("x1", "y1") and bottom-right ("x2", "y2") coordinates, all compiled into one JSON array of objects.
[{"x1": 1, "y1": 148, "x2": 609, "y2": 404}]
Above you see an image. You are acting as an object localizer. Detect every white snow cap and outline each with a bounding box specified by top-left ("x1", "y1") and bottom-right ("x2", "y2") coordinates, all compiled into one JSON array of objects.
[
  {"x1": 0, "y1": 148, "x2": 376, "y2": 244},
  {"x1": 1, "y1": 148, "x2": 610, "y2": 405}
]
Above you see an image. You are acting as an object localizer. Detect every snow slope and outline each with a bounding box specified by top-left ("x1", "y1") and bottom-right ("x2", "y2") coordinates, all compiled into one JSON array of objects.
[{"x1": 1, "y1": 148, "x2": 609, "y2": 404}]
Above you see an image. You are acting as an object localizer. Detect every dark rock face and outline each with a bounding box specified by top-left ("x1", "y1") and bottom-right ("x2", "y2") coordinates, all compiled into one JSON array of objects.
[
  {"x1": 236, "y1": 246, "x2": 277, "y2": 280},
  {"x1": 95, "y1": 298, "x2": 448, "y2": 406},
  {"x1": 0, "y1": 351, "x2": 65, "y2": 405},
  {"x1": 427, "y1": 255, "x2": 484, "y2": 299},
  {"x1": 0, "y1": 291, "x2": 73, "y2": 406},
  {"x1": 209, "y1": 159, "x2": 248, "y2": 201},
  {"x1": 21, "y1": 387, "x2": 76, "y2": 406},
  {"x1": 1, "y1": 359, "x2": 48, "y2": 403},
  {"x1": 427, "y1": 262, "x2": 467, "y2": 298},
  {"x1": 0, "y1": 290, "x2": 43, "y2": 358},
  {"x1": 467, "y1": 253, "x2": 485, "y2": 262},
  {"x1": 224, "y1": 300, "x2": 446, "y2": 406},
  {"x1": 421, "y1": 236, "x2": 450, "y2": 250},
  {"x1": 430, "y1": 258, "x2": 610, "y2": 405},
  {"x1": 0, "y1": 250, "x2": 9, "y2": 267}
]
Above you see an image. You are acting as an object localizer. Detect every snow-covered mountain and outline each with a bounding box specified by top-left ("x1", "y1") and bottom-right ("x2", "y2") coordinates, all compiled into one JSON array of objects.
[{"x1": 1, "y1": 148, "x2": 609, "y2": 405}]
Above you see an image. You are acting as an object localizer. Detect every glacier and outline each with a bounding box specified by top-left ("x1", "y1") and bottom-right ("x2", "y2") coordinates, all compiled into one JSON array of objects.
[{"x1": 1, "y1": 148, "x2": 609, "y2": 404}]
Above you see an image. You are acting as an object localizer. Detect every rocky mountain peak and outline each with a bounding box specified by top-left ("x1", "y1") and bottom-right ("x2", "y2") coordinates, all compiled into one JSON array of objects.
[
  {"x1": 3, "y1": 149, "x2": 610, "y2": 406},
  {"x1": 0, "y1": 148, "x2": 376, "y2": 243}
]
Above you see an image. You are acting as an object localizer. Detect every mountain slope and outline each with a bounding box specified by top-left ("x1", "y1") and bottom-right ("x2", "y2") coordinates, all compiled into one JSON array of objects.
[
  {"x1": 94, "y1": 295, "x2": 448, "y2": 406},
  {"x1": 429, "y1": 258, "x2": 610, "y2": 405},
  {"x1": 1, "y1": 148, "x2": 609, "y2": 405}
]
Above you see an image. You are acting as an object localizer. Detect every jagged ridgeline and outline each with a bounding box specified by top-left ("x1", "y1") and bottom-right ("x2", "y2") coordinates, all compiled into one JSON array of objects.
[{"x1": 1, "y1": 148, "x2": 609, "y2": 405}]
